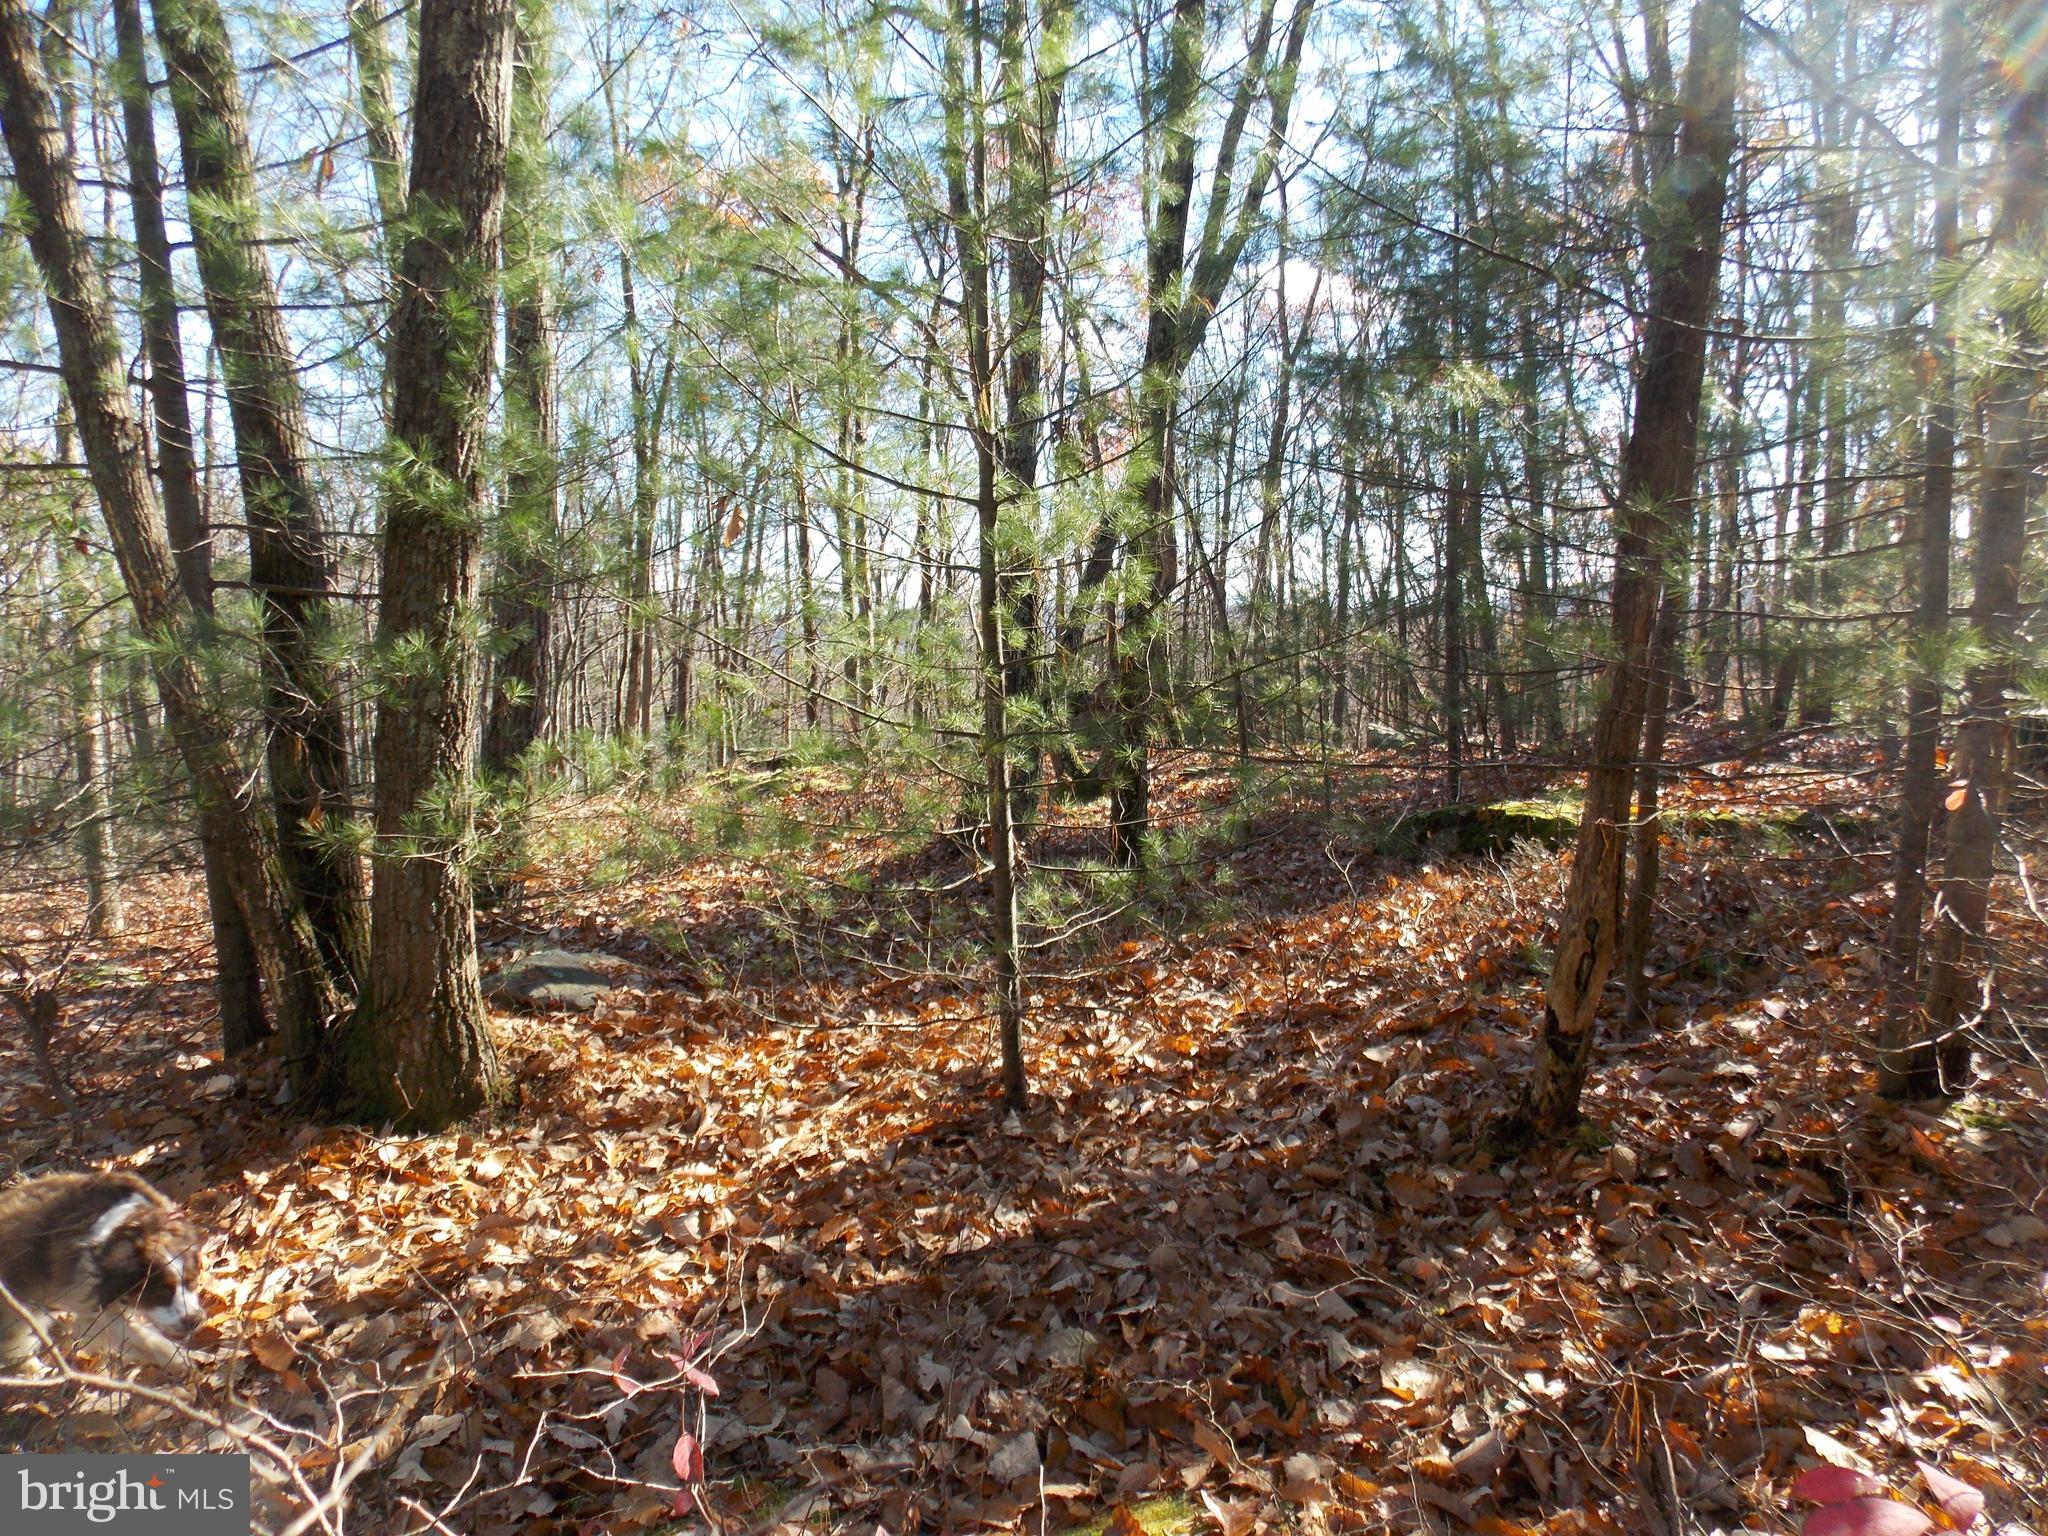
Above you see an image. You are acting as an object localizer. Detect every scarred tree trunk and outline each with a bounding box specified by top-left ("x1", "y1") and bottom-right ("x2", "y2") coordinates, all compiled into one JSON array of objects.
[
  {"x1": 1518, "y1": 0, "x2": 1738, "y2": 1136},
  {"x1": 1621, "y1": 563, "x2": 1686, "y2": 1025},
  {"x1": 111, "y1": 0, "x2": 265, "y2": 1047},
  {"x1": 0, "y1": 0, "x2": 347, "y2": 1079},
  {"x1": 344, "y1": 0, "x2": 515, "y2": 1127},
  {"x1": 1914, "y1": 25, "x2": 2044, "y2": 1094},
  {"x1": 153, "y1": 0, "x2": 371, "y2": 992}
]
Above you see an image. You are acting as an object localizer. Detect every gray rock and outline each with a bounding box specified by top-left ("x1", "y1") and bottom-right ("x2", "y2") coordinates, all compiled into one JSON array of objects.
[{"x1": 482, "y1": 949, "x2": 635, "y2": 1012}]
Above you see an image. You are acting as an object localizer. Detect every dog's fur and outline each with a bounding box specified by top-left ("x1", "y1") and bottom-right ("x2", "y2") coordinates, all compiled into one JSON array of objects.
[{"x1": 0, "y1": 1170, "x2": 204, "y2": 1366}]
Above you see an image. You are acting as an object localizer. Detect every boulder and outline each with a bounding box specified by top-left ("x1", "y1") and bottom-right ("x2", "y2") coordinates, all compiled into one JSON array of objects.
[{"x1": 482, "y1": 948, "x2": 637, "y2": 1012}]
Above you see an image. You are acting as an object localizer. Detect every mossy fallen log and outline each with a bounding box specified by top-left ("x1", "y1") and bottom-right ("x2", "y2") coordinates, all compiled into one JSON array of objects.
[
  {"x1": 1375, "y1": 797, "x2": 1884, "y2": 858},
  {"x1": 1404, "y1": 800, "x2": 1582, "y2": 854}
]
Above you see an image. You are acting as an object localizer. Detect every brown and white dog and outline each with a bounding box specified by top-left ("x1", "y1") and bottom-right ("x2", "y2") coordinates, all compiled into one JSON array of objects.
[{"x1": 0, "y1": 1170, "x2": 205, "y2": 1366}]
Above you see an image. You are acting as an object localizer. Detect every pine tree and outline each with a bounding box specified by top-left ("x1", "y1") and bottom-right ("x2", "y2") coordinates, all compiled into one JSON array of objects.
[
  {"x1": 0, "y1": 0, "x2": 349, "y2": 1082},
  {"x1": 344, "y1": 0, "x2": 518, "y2": 1127}
]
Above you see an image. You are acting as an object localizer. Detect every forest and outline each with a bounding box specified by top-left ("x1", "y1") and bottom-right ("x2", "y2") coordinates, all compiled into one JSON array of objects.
[{"x1": 0, "y1": 0, "x2": 2043, "y2": 1526}]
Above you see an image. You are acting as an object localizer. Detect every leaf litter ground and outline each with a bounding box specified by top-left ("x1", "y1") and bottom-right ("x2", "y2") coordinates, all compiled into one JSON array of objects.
[{"x1": 2, "y1": 739, "x2": 2044, "y2": 1536}]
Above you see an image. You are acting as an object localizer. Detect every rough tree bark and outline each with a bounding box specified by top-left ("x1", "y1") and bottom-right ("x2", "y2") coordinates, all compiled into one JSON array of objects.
[
  {"x1": 344, "y1": 0, "x2": 516, "y2": 1126},
  {"x1": 153, "y1": 0, "x2": 371, "y2": 991},
  {"x1": 1518, "y1": 0, "x2": 1739, "y2": 1136},
  {"x1": 0, "y1": 0, "x2": 348, "y2": 1081},
  {"x1": 111, "y1": 0, "x2": 265, "y2": 1046}
]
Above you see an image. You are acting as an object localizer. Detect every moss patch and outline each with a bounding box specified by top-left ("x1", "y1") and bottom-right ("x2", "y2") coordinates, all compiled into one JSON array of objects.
[{"x1": 1064, "y1": 1494, "x2": 1203, "y2": 1536}]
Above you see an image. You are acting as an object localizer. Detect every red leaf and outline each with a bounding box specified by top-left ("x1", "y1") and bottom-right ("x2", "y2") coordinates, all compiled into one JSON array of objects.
[
  {"x1": 1795, "y1": 1466, "x2": 1889, "y2": 1504},
  {"x1": 672, "y1": 1430, "x2": 704, "y2": 1486},
  {"x1": 664, "y1": 1349, "x2": 721, "y2": 1395},
  {"x1": 1916, "y1": 1463, "x2": 1985, "y2": 1529},
  {"x1": 611, "y1": 1347, "x2": 641, "y2": 1398},
  {"x1": 1944, "y1": 787, "x2": 1969, "y2": 812},
  {"x1": 1804, "y1": 1498, "x2": 1935, "y2": 1536}
]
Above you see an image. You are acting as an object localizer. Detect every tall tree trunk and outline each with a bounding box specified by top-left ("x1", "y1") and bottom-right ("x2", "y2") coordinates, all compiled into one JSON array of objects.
[
  {"x1": 1250, "y1": 221, "x2": 1316, "y2": 661},
  {"x1": 1767, "y1": 300, "x2": 1821, "y2": 731},
  {"x1": 482, "y1": 0, "x2": 557, "y2": 776},
  {"x1": 1798, "y1": 11, "x2": 1858, "y2": 727},
  {"x1": 345, "y1": 0, "x2": 516, "y2": 1127},
  {"x1": 1109, "y1": 0, "x2": 1207, "y2": 864},
  {"x1": 1518, "y1": 0, "x2": 1738, "y2": 1137},
  {"x1": 912, "y1": 327, "x2": 942, "y2": 729},
  {"x1": 621, "y1": 502, "x2": 659, "y2": 737},
  {"x1": 600, "y1": 71, "x2": 674, "y2": 747},
  {"x1": 997, "y1": 0, "x2": 1072, "y2": 831},
  {"x1": 614, "y1": 260, "x2": 675, "y2": 742},
  {"x1": 1914, "y1": 26, "x2": 2044, "y2": 1094},
  {"x1": 60, "y1": 551, "x2": 124, "y2": 940},
  {"x1": 1332, "y1": 381, "x2": 1362, "y2": 744},
  {"x1": 1878, "y1": 0, "x2": 1962, "y2": 1098},
  {"x1": 1519, "y1": 304, "x2": 1565, "y2": 749},
  {"x1": 826, "y1": 124, "x2": 877, "y2": 736},
  {"x1": 1112, "y1": 0, "x2": 1313, "y2": 863},
  {"x1": 791, "y1": 429, "x2": 823, "y2": 728},
  {"x1": 1474, "y1": 523, "x2": 1515, "y2": 756},
  {"x1": 153, "y1": 0, "x2": 371, "y2": 992},
  {"x1": 346, "y1": 0, "x2": 409, "y2": 242},
  {"x1": 111, "y1": 0, "x2": 264, "y2": 1045},
  {"x1": 942, "y1": 1, "x2": 1028, "y2": 1111},
  {"x1": 1442, "y1": 414, "x2": 1467, "y2": 800},
  {"x1": 1622, "y1": 568, "x2": 1686, "y2": 1024},
  {"x1": 1702, "y1": 226, "x2": 1750, "y2": 721},
  {"x1": 0, "y1": 0, "x2": 348, "y2": 1084},
  {"x1": 1047, "y1": 294, "x2": 1120, "y2": 786}
]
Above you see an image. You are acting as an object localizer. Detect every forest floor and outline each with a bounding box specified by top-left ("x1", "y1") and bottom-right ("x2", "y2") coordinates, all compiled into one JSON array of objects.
[{"x1": 2, "y1": 738, "x2": 2046, "y2": 1536}]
